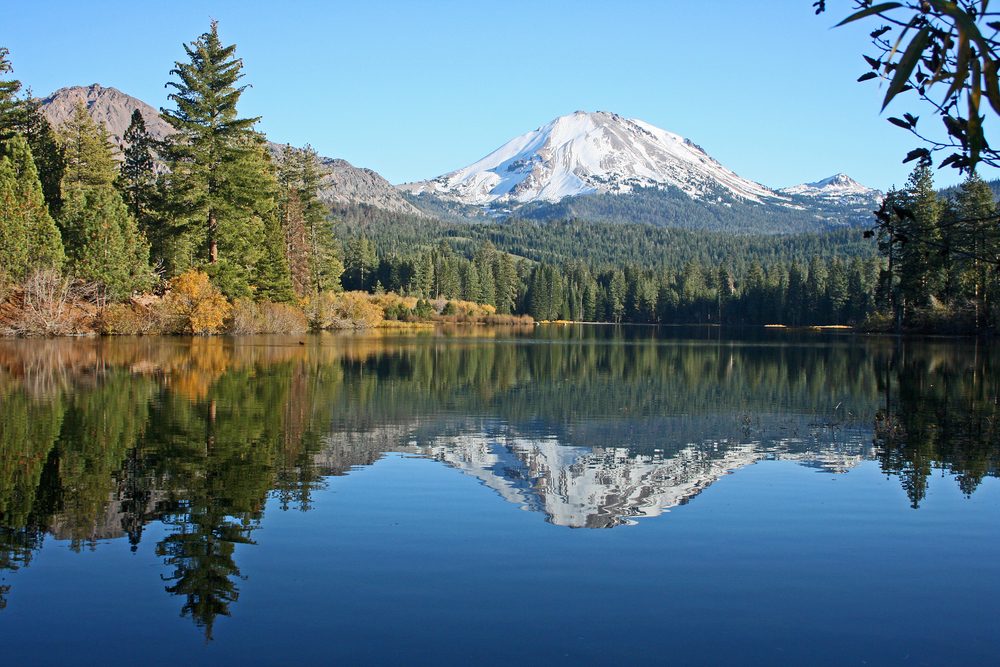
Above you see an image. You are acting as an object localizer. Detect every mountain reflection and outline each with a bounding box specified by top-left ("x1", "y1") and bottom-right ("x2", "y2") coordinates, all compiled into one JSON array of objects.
[{"x1": 0, "y1": 329, "x2": 996, "y2": 633}]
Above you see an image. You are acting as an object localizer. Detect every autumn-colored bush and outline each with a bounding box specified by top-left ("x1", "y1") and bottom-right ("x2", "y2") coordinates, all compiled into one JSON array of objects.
[
  {"x1": 229, "y1": 299, "x2": 308, "y2": 334},
  {"x1": 309, "y1": 291, "x2": 384, "y2": 329},
  {"x1": 162, "y1": 270, "x2": 231, "y2": 335}
]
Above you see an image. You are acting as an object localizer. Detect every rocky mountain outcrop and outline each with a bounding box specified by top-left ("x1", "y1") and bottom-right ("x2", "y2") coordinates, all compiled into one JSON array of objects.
[
  {"x1": 40, "y1": 83, "x2": 173, "y2": 152},
  {"x1": 315, "y1": 157, "x2": 422, "y2": 214},
  {"x1": 39, "y1": 84, "x2": 422, "y2": 216}
]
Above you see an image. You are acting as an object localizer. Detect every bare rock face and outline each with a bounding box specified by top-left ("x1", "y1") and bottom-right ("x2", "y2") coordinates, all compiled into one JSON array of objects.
[
  {"x1": 317, "y1": 157, "x2": 422, "y2": 213},
  {"x1": 39, "y1": 84, "x2": 422, "y2": 216},
  {"x1": 40, "y1": 83, "x2": 173, "y2": 151}
]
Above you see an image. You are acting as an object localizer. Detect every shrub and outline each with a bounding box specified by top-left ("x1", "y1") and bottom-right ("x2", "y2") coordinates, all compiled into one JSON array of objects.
[
  {"x1": 413, "y1": 298, "x2": 435, "y2": 319},
  {"x1": 0, "y1": 269, "x2": 96, "y2": 337},
  {"x1": 162, "y1": 270, "x2": 231, "y2": 335},
  {"x1": 229, "y1": 299, "x2": 309, "y2": 334},
  {"x1": 100, "y1": 302, "x2": 164, "y2": 335},
  {"x1": 309, "y1": 291, "x2": 384, "y2": 329}
]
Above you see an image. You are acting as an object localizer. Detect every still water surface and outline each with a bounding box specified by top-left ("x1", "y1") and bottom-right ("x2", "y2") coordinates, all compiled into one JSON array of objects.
[{"x1": 0, "y1": 326, "x2": 997, "y2": 665}]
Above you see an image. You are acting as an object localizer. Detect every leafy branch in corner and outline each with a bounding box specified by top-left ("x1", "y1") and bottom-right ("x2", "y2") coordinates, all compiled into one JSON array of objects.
[{"x1": 816, "y1": 0, "x2": 1000, "y2": 172}]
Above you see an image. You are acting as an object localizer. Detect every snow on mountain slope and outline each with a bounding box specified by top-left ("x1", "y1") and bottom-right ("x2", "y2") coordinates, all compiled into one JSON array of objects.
[
  {"x1": 400, "y1": 111, "x2": 780, "y2": 206},
  {"x1": 780, "y1": 173, "x2": 880, "y2": 202}
]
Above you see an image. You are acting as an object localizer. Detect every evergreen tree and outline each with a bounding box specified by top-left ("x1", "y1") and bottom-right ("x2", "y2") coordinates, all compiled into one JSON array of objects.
[
  {"x1": 0, "y1": 48, "x2": 27, "y2": 146},
  {"x1": 952, "y1": 173, "x2": 997, "y2": 327},
  {"x1": 277, "y1": 145, "x2": 342, "y2": 295},
  {"x1": 897, "y1": 165, "x2": 943, "y2": 317},
  {"x1": 20, "y1": 99, "x2": 64, "y2": 217},
  {"x1": 825, "y1": 257, "x2": 849, "y2": 323},
  {"x1": 433, "y1": 241, "x2": 461, "y2": 298},
  {"x1": 472, "y1": 242, "x2": 497, "y2": 305},
  {"x1": 117, "y1": 110, "x2": 157, "y2": 227},
  {"x1": 253, "y1": 212, "x2": 295, "y2": 303},
  {"x1": 61, "y1": 102, "x2": 118, "y2": 188},
  {"x1": 160, "y1": 20, "x2": 273, "y2": 294},
  {"x1": 57, "y1": 107, "x2": 151, "y2": 300},
  {"x1": 277, "y1": 146, "x2": 310, "y2": 296},
  {"x1": 295, "y1": 146, "x2": 341, "y2": 292},
  {"x1": 607, "y1": 269, "x2": 626, "y2": 322},
  {"x1": 0, "y1": 135, "x2": 64, "y2": 280},
  {"x1": 343, "y1": 236, "x2": 377, "y2": 291},
  {"x1": 495, "y1": 254, "x2": 519, "y2": 314}
]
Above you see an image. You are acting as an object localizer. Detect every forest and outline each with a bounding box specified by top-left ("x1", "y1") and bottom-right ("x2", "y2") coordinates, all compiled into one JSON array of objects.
[{"x1": 1, "y1": 21, "x2": 998, "y2": 333}]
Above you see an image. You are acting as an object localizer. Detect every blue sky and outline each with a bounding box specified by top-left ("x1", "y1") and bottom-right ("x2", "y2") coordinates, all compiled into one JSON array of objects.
[{"x1": 5, "y1": 0, "x2": 984, "y2": 190}]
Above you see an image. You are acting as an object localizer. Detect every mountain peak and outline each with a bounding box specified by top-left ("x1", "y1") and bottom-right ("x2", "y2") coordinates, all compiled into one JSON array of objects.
[
  {"x1": 780, "y1": 173, "x2": 879, "y2": 200},
  {"x1": 40, "y1": 84, "x2": 172, "y2": 148},
  {"x1": 399, "y1": 111, "x2": 776, "y2": 206}
]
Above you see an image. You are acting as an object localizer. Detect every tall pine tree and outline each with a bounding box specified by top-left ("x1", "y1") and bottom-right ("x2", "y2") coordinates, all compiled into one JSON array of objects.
[{"x1": 160, "y1": 21, "x2": 275, "y2": 296}]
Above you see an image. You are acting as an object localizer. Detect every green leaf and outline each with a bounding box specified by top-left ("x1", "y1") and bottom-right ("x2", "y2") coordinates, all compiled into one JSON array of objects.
[
  {"x1": 882, "y1": 26, "x2": 931, "y2": 110},
  {"x1": 835, "y1": 3, "x2": 903, "y2": 27}
]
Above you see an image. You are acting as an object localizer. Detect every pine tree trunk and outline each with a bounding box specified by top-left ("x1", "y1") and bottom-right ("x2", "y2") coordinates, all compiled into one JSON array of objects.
[{"x1": 208, "y1": 213, "x2": 218, "y2": 264}]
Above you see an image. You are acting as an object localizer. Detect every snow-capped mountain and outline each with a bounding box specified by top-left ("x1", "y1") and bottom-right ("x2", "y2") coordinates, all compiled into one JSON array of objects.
[
  {"x1": 780, "y1": 173, "x2": 881, "y2": 205},
  {"x1": 400, "y1": 110, "x2": 780, "y2": 207}
]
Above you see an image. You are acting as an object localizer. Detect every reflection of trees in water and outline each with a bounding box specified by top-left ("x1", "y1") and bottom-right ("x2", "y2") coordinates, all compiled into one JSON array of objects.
[
  {"x1": 875, "y1": 341, "x2": 1000, "y2": 508},
  {"x1": 0, "y1": 332, "x2": 996, "y2": 631}
]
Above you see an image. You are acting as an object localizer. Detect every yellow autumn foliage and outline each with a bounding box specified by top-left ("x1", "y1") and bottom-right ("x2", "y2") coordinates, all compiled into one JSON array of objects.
[
  {"x1": 309, "y1": 290, "x2": 384, "y2": 329},
  {"x1": 162, "y1": 270, "x2": 231, "y2": 335}
]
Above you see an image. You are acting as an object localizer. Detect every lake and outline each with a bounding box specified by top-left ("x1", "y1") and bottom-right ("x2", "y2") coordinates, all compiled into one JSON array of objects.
[{"x1": 0, "y1": 326, "x2": 997, "y2": 665}]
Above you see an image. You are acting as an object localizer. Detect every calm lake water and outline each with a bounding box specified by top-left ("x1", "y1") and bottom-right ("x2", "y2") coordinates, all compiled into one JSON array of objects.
[{"x1": 0, "y1": 326, "x2": 997, "y2": 665}]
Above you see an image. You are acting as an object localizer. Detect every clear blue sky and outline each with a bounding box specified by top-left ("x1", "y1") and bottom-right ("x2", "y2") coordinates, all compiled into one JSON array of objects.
[{"x1": 6, "y1": 0, "x2": 987, "y2": 190}]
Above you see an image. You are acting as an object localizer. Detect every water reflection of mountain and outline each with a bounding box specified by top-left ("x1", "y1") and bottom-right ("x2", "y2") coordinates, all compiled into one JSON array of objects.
[
  {"x1": 1, "y1": 331, "x2": 997, "y2": 632},
  {"x1": 313, "y1": 416, "x2": 872, "y2": 528}
]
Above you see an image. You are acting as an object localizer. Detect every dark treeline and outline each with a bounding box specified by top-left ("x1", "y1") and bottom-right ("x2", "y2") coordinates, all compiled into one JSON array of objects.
[
  {"x1": 338, "y1": 229, "x2": 882, "y2": 325},
  {"x1": 338, "y1": 205, "x2": 878, "y2": 272},
  {"x1": 874, "y1": 166, "x2": 1000, "y2": 332}
]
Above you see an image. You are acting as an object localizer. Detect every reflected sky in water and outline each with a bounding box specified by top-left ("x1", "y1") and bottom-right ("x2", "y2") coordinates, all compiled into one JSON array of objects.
[{"x1": 0, "y1": 326, "x2": 997, "y2": 665}]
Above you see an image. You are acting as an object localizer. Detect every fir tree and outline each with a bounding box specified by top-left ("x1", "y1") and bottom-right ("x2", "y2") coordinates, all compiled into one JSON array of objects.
[
  {"x1": 495, "y1": 254, "x2": 519, "y2": 314},
  {"x1": 0, "y1": 135, "x2": 64, "y2": 280},
  {"x1": 607, "y1": 269, "x2": 626, "y2": 322},
  {"x1": 20, "y1": 99, "x2": 64, "y2": 216},
  {"x1": 118, "y1": 110, "x2": 157, "y2": 225},
  {"x1": 277, "y1": 145, "x2": 341, "y2": 295},
  {"x1": 952, "y1": 173, "x2": 997, "y2": 327},
  {"x1": 161, "y1": 20, "x2": 274, "y2": 295},
  {"x1": 343, "y1": 236, "x2": 377, "y2": 291},
  {"x1": 61, "y1": 102, "x2": 117, "y2": 187},
  {"x1": 897, "y1": 165, "x2": 943, "y2": 317},
  {"x1": 253, "y1": 212, "x2": 296, "y2": 303},
  {"x1": 56, "y1": 107, "x2": 151, "y2": 300}
]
